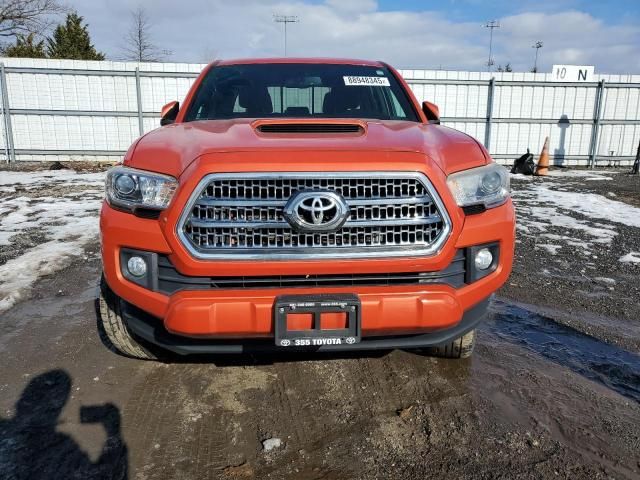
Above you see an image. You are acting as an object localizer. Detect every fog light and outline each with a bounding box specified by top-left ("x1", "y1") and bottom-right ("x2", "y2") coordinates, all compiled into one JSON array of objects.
[
  {"x1": 474, "y1": 248, "x2": 493, "y2": 270},
  {"x1": 127, "y1": 256, "x2": 147, "y2": 277}
]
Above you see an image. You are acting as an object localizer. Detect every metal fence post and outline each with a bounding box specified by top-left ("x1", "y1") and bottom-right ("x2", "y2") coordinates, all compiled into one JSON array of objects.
[
  {"x1": 0, "y1": 63, "x2": 16, "y2": 163},
  {"x1": 0, "y1": 66, "x2": 8, "y2": 163},
  {"x1": 484, "y1": 77, "x2": 495, "y2": 150},
  {"x1": 135, "y1": 67, "x2": 144, "y2": 137},
  {"x1": 588, "y1": 79, "x2": 605, "y2": 168}
]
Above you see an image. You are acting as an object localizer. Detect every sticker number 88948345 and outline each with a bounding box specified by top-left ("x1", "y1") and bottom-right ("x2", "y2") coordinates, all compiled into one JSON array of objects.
[{"x1": 343, "y1": 76, "x2": 390, "y2": 86}]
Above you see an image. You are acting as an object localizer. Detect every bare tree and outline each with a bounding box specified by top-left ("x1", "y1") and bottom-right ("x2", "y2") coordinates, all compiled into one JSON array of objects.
[
  {"x1": 121, "y1": 6, "x2": 164, "y2": 62},
  {"x1": 0, "y1": 0, "x2": 65, "y2": 38}
]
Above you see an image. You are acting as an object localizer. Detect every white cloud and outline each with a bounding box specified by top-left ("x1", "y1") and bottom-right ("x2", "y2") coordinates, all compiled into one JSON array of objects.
[
  {"x1": 325, "y1": 0, "x2": 377, "y2": 14},
  {"x1": 65, "y1": 0, "x2": 640, "y2": 73}
]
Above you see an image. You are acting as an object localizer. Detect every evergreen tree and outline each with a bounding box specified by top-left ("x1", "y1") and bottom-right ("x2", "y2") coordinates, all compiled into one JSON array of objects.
[
  {"x1": 47, "y1": 12, "x2": 104, "y2": 60},
  {"x1": 3, "y1": 33, "x2": 46, "y2": 58}
]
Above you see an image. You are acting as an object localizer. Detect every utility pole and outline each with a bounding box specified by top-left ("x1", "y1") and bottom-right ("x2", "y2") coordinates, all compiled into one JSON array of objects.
[
  {"x1": 484, "y1": 20, "x2": 500, "y2": 72},
  {"x1": 532, "y1": 41, "x2": 543, "y2": 73},
  {"x1": 273, "y1": 14, "x2": 299, "y2": 57}
]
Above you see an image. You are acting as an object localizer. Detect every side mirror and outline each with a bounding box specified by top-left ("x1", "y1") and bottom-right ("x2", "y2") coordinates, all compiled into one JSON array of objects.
[
  {"x1": 160, "y1": 101, "x2": 179, "y2": 126},
  {"x1": 422, "y1": 101, "x2": 440, "y2": 124}
]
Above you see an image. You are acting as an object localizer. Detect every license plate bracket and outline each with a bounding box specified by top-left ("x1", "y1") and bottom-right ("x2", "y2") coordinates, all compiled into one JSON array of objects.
[{"x1": 274, "y1": 294, "x2": 361, "y2": 348}]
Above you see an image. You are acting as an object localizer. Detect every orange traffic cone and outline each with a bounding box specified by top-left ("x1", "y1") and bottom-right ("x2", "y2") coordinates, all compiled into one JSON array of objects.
[{"x1": 535, "y1": 136, "x2": 550, "y2": 176}]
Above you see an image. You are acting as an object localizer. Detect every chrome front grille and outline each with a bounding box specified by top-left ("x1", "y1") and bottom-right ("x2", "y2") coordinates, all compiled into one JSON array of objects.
[{"x1": 177, "y1": 173, "x2": 451, "y2": 259}]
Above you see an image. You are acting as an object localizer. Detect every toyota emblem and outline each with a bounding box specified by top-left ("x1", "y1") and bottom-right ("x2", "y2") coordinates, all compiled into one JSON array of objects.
[{"x1": 283, "y1": 191, "x2": 350, "y2": 232}]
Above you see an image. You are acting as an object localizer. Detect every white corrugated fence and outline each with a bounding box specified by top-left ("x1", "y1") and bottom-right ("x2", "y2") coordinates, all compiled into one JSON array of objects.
[{"x1": 1, "y1": 57, "x2": 639, "y2": 166}]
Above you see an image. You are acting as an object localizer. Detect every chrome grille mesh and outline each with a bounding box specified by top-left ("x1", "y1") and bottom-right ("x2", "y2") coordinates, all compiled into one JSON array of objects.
[
  {"x1": 178, "y1": 173, "x2": 450, "y2": 259},
  {"x1": 191, "y1": 202, "x2": 438, "y2": 223},
  {"x1": 204, "y1": 177, "x2": 427, "y2": 200}
]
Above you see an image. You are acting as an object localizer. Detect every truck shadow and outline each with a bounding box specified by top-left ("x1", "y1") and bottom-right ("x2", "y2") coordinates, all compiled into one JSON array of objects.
[
  {"x1": 166, "y1": 348, "x2": 391, "y2": 367},
  {"x1": 0, "y1": 369, "x2": 129, "y2": 480},
  {"x1": 485, "y1": 299, "x2": 640, "y2": 403}
]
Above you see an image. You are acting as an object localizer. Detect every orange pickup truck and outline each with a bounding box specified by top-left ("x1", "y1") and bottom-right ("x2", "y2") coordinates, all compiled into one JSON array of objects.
[{"x1": 98, "y1": 58, "x2": 514, "y2": 360}]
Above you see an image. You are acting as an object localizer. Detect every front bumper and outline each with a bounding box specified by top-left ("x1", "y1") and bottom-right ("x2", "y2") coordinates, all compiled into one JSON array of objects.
[{"x1": 121, "y1": 294, "x2": 490, "y2": 355}]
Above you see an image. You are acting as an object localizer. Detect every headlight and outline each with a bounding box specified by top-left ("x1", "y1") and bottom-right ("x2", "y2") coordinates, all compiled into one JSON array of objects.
[
  {"x1": 446, "y1": 163, "x2": 510, "y2": 209},
  {"x1": 105, "y1": 166, "x2": 178, "y2": 214}
]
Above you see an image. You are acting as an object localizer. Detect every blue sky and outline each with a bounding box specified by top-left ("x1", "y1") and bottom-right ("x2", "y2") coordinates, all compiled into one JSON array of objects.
[
  {"x1": 67, "y1": 0, "x2": 640, "y2": 73},
  {"x1": 376, "y1": 0, "x2": 639, "y2": 22}
]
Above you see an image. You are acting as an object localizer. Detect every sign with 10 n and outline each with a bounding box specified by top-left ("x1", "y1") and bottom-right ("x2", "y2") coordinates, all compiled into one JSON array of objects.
[{"x1": 551, "y1": 65, "x2": 595, "y2": 82}]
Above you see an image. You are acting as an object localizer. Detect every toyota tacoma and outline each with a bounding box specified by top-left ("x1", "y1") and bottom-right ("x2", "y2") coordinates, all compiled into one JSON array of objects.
[{"x1": 98, "y1": 58, "x2": 514, "y2": 360}]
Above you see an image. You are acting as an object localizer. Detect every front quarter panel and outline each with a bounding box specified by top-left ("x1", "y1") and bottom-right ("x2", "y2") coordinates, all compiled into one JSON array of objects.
[{"x1": 420, "y1": 125, "x2": 489, "y2": 175}]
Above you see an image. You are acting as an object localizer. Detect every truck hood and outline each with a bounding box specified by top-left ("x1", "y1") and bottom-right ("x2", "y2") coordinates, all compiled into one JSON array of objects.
[{"x1": 125, "y1": 119, "x2": 489, "y2": 178}]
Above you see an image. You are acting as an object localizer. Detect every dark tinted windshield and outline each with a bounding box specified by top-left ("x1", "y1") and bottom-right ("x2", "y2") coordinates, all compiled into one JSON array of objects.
[{"x1": 184, "y1": 63, "x2": 419, "y2": 122}]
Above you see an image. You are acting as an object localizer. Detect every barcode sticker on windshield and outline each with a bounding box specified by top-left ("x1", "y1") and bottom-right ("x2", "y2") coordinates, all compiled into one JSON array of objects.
[{"x1": 343, "y1": 76, "x2": 390, "y2": 86}]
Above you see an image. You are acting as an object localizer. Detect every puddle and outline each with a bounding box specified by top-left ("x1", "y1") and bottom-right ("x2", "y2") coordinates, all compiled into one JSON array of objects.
[{"x1": 485, "y1": 299, "x2": 640, "y2": 403}]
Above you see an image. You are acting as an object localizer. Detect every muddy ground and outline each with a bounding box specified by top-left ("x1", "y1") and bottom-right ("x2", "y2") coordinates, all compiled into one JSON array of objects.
[{"x1": 1, "y1": 166, "x2": 639, "y2": 479}]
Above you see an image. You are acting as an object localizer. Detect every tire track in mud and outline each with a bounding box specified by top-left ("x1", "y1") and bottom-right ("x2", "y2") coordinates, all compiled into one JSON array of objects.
[
  {"x1": 123, "y1": 364, "x2": 255, "y2": 480},
  {"x1": 248, "y1": 351, "x2": 477, "y2": 478},
  {"x1": 250, "y1": 355, "x2": 409, "y2": 478},
  {"x1": 269, "y1": 366, "x2": 309, "y2": 445}
]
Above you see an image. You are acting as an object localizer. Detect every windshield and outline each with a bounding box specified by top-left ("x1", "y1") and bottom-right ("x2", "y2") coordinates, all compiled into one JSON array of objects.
[{"x1": 184, "y1": 63, "x2": 419, "y2": 122}]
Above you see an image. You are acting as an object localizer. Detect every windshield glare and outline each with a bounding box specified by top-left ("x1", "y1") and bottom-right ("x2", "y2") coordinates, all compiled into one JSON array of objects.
[{"x1": 185, "y1": 64, "x2": 419, "y2": 122}]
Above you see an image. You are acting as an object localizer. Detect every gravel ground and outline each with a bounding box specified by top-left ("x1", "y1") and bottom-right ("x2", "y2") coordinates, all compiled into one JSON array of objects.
[{"x1": 0, "y1": 163, "x2": 639, "y2": 479}]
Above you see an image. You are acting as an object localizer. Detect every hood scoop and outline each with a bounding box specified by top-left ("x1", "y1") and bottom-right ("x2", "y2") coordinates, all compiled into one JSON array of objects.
[{"x1": 255, "y1": 122, "x2": 365, "y2": 135}]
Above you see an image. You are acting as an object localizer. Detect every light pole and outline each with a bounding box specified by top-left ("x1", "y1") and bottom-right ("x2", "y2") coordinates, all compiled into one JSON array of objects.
[
  {"x1": 273, "y1": 14, "x2": 299, "y2": 57},
  {"x1": 484, "y1": 20, "x2": 500, "y2": 72},
  {"x1": 532, "y1": 41, "x2": 543, "y2": 73}
]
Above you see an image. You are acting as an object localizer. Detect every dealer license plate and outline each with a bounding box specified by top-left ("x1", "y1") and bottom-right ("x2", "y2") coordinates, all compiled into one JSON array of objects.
[{"x1": 274, "y1": 294, "x2": 361, "y2": 348}]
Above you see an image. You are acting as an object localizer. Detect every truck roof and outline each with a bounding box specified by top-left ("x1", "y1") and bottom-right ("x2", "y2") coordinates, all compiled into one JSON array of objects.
[{"x1": 214, "y1": 57, "x2": 386, "y2": 67}]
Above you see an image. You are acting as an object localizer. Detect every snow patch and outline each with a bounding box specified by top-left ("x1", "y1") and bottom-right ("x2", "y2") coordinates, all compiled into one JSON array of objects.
[
  {"x1": 527, "y1": 206, "x2": 617, "y2": 245},
  {"x1": 545, "y1": 169, "x2": 616, "y2": 181},
  {"x1": 0, "y1": 171, "x2": 104, "y2": 313},
  {"x1": 619, "y1": 252, "x2": 640, "y2": 264},
  {"x1": 512, "y1": 179, "x2": 640, "y2": 259},
  {"x1": 0, "y1": 170, "x2": 104, "y2": 187},
  {"x1": 536, "y1": 244, "x2": 562, "y2": 255},
  {"x1": 510, "y1": 173, "x2": 535, "y2": 182},
  {"x1": 528, "y1": 185, "x2": 640, "y2": 228}
]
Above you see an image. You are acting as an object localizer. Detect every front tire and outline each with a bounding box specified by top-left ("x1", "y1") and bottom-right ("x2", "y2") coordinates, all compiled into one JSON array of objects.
[
  {"x1": 97, "y1": 276, "x2": 157, "y2": 360},
  {"x1": 422, "y1": 329, "x2": 476, "y2": 359}
]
